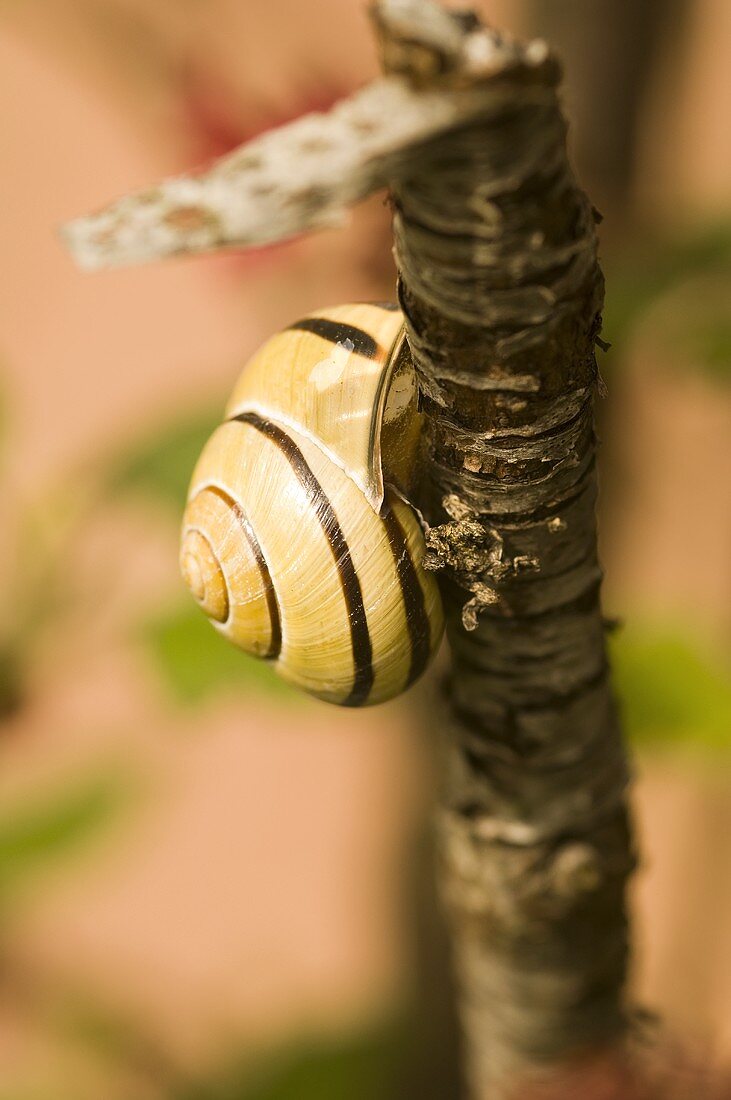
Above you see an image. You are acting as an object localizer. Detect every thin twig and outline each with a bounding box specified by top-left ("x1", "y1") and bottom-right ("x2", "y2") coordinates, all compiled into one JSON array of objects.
[{"x1": 62, "y1": 18, "x2": 551, "y2": 271}]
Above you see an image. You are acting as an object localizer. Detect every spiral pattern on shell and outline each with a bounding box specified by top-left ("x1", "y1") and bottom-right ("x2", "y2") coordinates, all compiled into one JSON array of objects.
[{"x1": 180, "y1": 303, "x2": 443, "y2": 706}]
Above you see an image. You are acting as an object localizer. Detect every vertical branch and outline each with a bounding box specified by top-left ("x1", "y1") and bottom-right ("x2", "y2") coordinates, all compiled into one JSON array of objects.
[
  {"x1": 379, "y1": 5, "x2": 635, "y2": 1096},
  {"x1": 62, "y1": 1, "x2": 638, "y2": 1094}
]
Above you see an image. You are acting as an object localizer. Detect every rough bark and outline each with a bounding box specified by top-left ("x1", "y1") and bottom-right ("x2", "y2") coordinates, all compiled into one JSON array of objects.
[
  {"x1": 62, "y1": 1, "x2": 636, "y2": 1096},
  {"x1": 382, "y1": 8, "x2": 635, "y2": 1097}
]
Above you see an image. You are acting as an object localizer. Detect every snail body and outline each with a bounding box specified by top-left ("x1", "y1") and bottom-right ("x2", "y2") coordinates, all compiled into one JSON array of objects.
[{"x1": 180, "y1": 303, "x2": 443, "y2": 706}]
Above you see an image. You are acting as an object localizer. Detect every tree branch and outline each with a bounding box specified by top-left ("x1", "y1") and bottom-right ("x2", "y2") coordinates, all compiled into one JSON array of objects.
[
  {"x1": 62, "y1": 1, "x2": 636, "y2": 1096},
  {"x1": 379, "y1": 5, "x2": 635, "y2": 1097},
  {"x1": 62, "y1": 6, "x2": 551, "y2": 270}
]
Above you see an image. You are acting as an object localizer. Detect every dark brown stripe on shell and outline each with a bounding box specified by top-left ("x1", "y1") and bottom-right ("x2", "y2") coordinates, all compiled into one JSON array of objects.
[
  {"x1": 288, "y1": 316, "x2": 381, "y2": 359},
  {"x1": 371, "y1": 301, "x2": 400, "y2": 311},
  {"x1": 199, "y1": 484, "x2": 282, "y2": 660},
  {"x1": 233, "y1": 412, "x2": 374, "y2": 705},
  {"x1": 381, "y1": 504, "x2": 431, "y2": 687}
]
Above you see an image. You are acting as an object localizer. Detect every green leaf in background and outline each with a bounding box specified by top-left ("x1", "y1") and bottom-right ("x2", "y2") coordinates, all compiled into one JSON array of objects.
[
  {"x1": 177, "y1": 1022, "x2": 410, "y2": 1100},
  {"x1": 141, "y1": 600, "x2": 297, "y2": 707},
  {"x1": 603, "y1": 220, "x2": 731, "y2": 348},
  {"x1": 610, "y1": 624, "x2": 731, "y2": 750},
  {"x1": 106, "y1": 405, "x2": 222, "y2": 511},
  {"x1": 686, "y1": 312, "x2": 731, "y2": 381},
  {"x1": 649, "y1": 275, "x2": 731, "y2": 386},
  {"x1": 0, "y1": 771, "x2": 129, "y2": 897}
]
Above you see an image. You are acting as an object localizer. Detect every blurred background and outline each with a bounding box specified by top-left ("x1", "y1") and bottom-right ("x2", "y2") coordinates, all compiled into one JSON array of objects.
[{"x1": 0, "y1": 0, "x2": 729, "y2": 1096}]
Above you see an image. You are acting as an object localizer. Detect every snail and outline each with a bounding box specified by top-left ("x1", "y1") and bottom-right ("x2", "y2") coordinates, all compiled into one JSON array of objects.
[{"x1": 180, "y1": 302, "x2": 443, "y2": 706}]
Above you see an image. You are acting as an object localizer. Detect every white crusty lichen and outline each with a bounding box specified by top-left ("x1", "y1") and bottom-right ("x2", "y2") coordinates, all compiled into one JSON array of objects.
[{"x1": 62, "y1": 2, "x2": 550, "y2": 272}]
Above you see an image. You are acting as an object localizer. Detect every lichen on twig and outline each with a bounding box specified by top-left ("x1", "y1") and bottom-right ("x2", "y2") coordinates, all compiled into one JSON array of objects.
[
  {"x1": 62, "y1": 1, "x2": 552, "y2": 272},
  {"x1": 61, "y1": 2, "x2": 635, "y2": 1097}
]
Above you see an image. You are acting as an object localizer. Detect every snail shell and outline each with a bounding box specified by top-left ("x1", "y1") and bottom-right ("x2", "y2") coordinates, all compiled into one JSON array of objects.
[{"x1": 180, "y1": 302, "x2": 443, "y2": 706}]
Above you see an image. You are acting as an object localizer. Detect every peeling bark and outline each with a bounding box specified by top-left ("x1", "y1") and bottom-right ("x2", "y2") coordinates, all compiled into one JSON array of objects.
[
  {"x1": 62, "y1": 0, "x2": 636, "y2": 1095},
  {"x1": 383, "y1": 7, "x2": 635, "y2": 1096}
]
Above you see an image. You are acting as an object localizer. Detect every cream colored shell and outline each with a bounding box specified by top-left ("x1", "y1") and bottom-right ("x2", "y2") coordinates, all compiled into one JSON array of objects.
[
  {"x1": 180, "y1": 303, "x2": 443, "y2": 706},
  {"x1": 226, "y1": 303, "x2": 415, "y2": 508}
]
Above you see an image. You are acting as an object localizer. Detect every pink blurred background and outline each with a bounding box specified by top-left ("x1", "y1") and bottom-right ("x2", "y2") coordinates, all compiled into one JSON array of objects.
[{"x1": 1, "y1": 1, "x2": 730, "y2": 1096}]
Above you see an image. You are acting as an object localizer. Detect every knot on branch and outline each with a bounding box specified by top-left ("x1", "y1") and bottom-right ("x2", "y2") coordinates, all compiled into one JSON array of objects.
[
  {"x1": 371, "y1": 0, "x2": 554, "y2": 90},
  {"x1": 424, "y1": 494, "x2": 538, "y2": 629},
  {"x1": 371, "y1": 0, "x2": 555, "y2": 100},
  {"x1": 370, "y1": 0, "x2": 473, "y2": 85}
]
